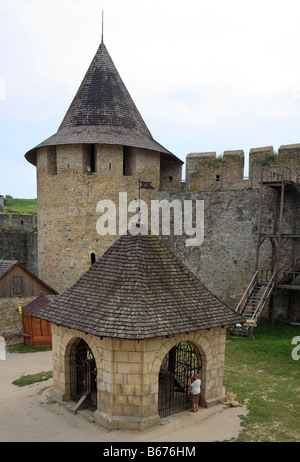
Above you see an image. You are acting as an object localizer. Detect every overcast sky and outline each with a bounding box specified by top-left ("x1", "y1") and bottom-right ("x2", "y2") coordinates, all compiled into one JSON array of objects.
[{"x1": 1, "y1": 0, "x2": 300, "y2": 198}]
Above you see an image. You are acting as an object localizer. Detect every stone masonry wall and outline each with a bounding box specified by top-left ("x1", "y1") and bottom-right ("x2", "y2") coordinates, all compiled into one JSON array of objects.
[
  {"x1": 185, "y1": 143, "x2": 300, "y2": 191},
  {"x1": 36, "y1": 144, "x2": 161, "y2": 293},
  {"x1": 158, "y1": 187, "x2": 300, "y2": 319},
  {"x1": 0, "y1": 213, "x2": 38, "y2": 275},
  {"x1": 0, "y1": 295, "x2": 57, "y2": 339},
  {"x1": 0, "y1": 297, "x2": 33, "y2": 339},
  {"x1": 50, "y1": 324, "x2": 227, "y2": 430},
  {"x1": 33, "y1": 141, "x2": 299, "y2": 320}
]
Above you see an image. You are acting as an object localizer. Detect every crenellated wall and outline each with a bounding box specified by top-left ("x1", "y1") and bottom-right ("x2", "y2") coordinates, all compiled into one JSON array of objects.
[
  {"x1": 0, "y1": 213, "x2": 38, "y2": 275},
  {"x1": 2, "y1": 142, "x2": 298, "y2": 323},
  {"x1": 0, "y1": 213, "x2": 37, "y2": 231},
  {"x1": 183, "y1": 143, "x2": 300, "y2": 191}
]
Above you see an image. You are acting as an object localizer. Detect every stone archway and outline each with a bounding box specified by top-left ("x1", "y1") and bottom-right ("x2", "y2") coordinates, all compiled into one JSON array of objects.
[
  {"x1": 158, "y1": 341, "x2": 202, "y2": 418},
  {"x1": 69, "y1": 338, "x2": 97, "y2": 410}
]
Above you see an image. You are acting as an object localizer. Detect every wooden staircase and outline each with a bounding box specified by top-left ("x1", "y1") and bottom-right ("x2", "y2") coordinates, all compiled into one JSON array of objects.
[
  {"x1": 230, "y1": 255, "x2": 299, "y2": 338},
  {"x1": 229, "y1": 270, "x2": 276, "y2": 338},
  {"x1": 230, "y1": 166, "x2": 300, "y2": 338},
  {"x1": 277, "y1": 253, "x2": 300, "y2": 288}
]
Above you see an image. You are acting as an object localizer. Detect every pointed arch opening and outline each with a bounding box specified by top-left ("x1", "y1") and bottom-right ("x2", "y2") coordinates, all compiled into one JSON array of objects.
[{"x1": 158, "y1": 341, "x2": 202, "y2": 418}]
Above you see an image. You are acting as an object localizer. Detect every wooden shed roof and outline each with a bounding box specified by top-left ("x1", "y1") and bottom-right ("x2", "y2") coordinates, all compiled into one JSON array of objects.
[
  {"x1": 25, "y1": 41, "x2": 182, "y2": 166},
  {"x1": 35, "y1": 232, "x2": 243, "y2": 339},
  {"x1": 22, "y1": 295, "x2": 51, "y2": 315}
]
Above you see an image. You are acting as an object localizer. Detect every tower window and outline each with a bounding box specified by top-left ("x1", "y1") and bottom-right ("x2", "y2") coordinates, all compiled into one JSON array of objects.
[
  {"x1": 83, "y1": 144, "x2": 96, "y2": 173},
  {"x1": 47, "y1": 146, "x2": 57, "y2": 175},
  {"x1": 90, "y1": 144, "x2": 96, "y2": 173},
  {"x1": 91, "y1": 253, "x2": 96, "y2": 264},
  {"x1": 216, "y1": 175, "x2": 220, "y2": 181},
  {"x1": 123, "y1": 146, "x2": 135, "y2": 176}
]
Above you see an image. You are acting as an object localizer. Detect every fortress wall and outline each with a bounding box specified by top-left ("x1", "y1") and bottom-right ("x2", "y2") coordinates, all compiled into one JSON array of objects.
[
  {"x1": 1, "y1": 142, "x2": 298, "y2": 321},
  {"x1": 184, "y1": 143, "x2": 300, "y2": 191},
  {"x1": 157, "y1": 186, "x2": 299, "y2": 321},
  {"x1": 0, "y1": 213, "x2": 36, "y2": 231},
  {"x1": 0, "y1": 214, "x2": 10, "y2": 230},
  {"x1": 160, "y1": 156, "x2": 183, "y2": 191},
  {"x1": 11, "y1": 213, "x2": 36, "y2": 231},
  {"x1": 157, "y1": 188, "x2": 275, "y2": 309},
  {"x1": 0, "y1": 213, "x2": 38, "y2": 275}
]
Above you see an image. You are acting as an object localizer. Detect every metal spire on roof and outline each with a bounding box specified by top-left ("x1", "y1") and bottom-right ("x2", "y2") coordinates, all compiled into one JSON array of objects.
[{"x1": 101, "y1": 10, "x2": 104, "y2": 43}]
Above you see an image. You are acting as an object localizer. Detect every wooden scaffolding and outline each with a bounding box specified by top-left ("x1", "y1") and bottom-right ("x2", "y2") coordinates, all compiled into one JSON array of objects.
[{"x1": 230, "y1": 166, "x2": 300, "y2": 338}]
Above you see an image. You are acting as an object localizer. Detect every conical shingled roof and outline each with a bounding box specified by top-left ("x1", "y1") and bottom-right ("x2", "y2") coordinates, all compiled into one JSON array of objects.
[
  {"x1": 25, "y1": 42, "x2": 181, "y2": 166},
  {"x1": 35, "y1": 231, "x2": 244, "y2": 340}
]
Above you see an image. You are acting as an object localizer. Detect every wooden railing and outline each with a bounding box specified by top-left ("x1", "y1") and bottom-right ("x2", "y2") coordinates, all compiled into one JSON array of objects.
[
  {"x1": 252, "y1": 271, "x2": 276, "y2": 320},
  {"x1": 235, "y1": 270, "x2": 259, "y2": 314},
  {"x1": 235, "y1": 269, "x2": 276, "y2": 316},
  {"x1": 278, "y1": 252, "x2": 300, "y2": 286},
  {"x1": 261, "y1": 166, "x2": 300, "y2": 185}
]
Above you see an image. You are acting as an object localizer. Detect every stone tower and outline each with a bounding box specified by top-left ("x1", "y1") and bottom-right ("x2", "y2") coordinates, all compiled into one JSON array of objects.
[{"x1": 25, "y1": 38, "x2": 183, "y2": 293}]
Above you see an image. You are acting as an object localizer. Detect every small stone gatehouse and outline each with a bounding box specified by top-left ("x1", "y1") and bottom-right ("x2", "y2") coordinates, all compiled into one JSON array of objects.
[{"x1": 36, "y1": 231, "x2": 243, "y2": 430}]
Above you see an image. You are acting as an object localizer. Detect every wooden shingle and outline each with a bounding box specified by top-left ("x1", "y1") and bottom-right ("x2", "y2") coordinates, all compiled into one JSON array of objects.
[{"x1": 25, "y1": 42, "x2": 182, "y2": 166}]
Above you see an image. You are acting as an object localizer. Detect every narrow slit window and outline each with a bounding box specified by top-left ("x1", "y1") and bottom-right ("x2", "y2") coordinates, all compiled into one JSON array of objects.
[
  {"x1": 90, "y1": 144, "x2": 96, "y2": 173},
  {"x1": 47, "y1": 146, "x2": 57, "y2": 175},
  {"x1": 91, "y1": 253, "x2": 96, "y2": 264},
  {"x1": 84, "y1": 144, "x2": 96, "y2": 173},
  {"x1": 123, "y1": 147, "x2": 135, "y2": 176}
]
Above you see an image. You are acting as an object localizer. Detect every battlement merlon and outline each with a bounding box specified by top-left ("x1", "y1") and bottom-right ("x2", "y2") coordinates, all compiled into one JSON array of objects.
[
  {"x1": 249, "y1": 144, "x2": 300, "y2": 181},
  {"x1": 0, "y1": 213, "x2": 37, "y2": 231},
  {"x1": 186, "y1": 150, "x2": 244, "y2": 182},
  {"x1": 185, "y1": 143, "x2": 299, "y2": 184}
]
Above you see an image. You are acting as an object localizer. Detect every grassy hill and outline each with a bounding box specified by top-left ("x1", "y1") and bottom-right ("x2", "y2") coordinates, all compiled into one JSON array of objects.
[{"x1": 2, "y1": 196, "x2": 37, "y2": 214}]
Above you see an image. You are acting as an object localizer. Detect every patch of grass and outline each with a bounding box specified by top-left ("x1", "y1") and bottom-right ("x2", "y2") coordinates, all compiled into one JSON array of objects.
[
  {"x1": 214, "y1": 154, "x2": 225, "y2": 163},
  {"x1": 7, "y1": 342, "x2": 52, "y2": 354},
  {"x1": 3, "y1": 197, "x2": 37, "y2": 214},
  {"x1": 257, "y1": 150, "x2": 278, "y2": 166},
  {"x1": 12, "y1": 371, "x2": 53, "y2": 387},
  {"x1": 224, "y1": 317, "x2": 300, "y2": 442}
]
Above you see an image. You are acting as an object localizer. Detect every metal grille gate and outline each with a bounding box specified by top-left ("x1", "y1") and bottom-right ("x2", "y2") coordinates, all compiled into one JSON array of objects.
[
  {"x1": 70, "y1": 338, "x2": 97, "y2": 410},
  {"x1": 158, "y1": 342, "x2": 201, "y2": 418}
]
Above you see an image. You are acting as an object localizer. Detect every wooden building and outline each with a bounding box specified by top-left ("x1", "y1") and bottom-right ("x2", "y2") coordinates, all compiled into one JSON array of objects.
[
  {"x1": 21, "y1": 295, "x2": 52, "y2": 348},
  {"x1": 0, "y1": 260, "x2": 58, "y2": 298}
]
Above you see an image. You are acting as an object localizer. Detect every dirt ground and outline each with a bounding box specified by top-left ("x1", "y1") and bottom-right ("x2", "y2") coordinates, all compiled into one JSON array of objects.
[{"x1": 0, "y1": 350, "x2": 248, "y2": 443}]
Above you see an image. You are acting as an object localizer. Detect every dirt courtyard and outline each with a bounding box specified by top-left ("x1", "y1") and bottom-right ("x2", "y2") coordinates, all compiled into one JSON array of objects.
[{"x1": 0, "y1": 350, "x2": 248, "y2": 442}]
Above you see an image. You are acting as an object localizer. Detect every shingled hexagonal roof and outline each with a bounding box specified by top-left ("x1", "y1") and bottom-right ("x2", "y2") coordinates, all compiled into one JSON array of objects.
[
  {"x1": 35, "y1": 231, "x2": 243, "y2": 340},
  {"x1": 25, "y1": 41, "x2": 181, "y2": 166}
]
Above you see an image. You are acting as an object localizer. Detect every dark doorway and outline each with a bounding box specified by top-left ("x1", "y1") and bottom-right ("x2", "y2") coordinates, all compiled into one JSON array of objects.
[
  {"x1": 158, "y1": 341, "x2": 201, "y2": 418},
  {"x1": 70, "y1": 338, "x2": 97, "y2": 410}
]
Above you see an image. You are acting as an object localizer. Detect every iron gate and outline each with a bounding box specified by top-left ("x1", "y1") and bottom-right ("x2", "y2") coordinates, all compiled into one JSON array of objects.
[
  {"x1": 158, "y1": 342, "x2": 201, "y2": 418},
  {"x1": 70, "y1": 338, "x2": 97, "y2": 410}
]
